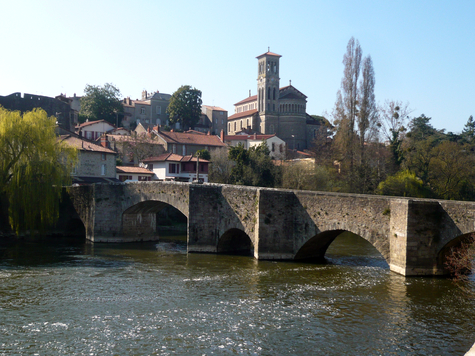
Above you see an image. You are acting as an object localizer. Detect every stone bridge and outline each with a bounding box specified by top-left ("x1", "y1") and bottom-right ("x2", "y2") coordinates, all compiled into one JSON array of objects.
[{"x1": 67, "y1": 181, "x2": 475, "y2": 276}]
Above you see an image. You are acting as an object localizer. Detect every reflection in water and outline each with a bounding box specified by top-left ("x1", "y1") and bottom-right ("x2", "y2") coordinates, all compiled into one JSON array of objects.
[{"x1": 0, "y1": 233, "x2": 474, "y2": 355}]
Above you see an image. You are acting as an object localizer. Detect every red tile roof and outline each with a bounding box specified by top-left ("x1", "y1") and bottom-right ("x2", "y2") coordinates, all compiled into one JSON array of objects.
[
  {"x1": 59, "y1": 134, "x2": 116, "y2": 154},
  {"x1": 224, "y1": 134, "x2": 276, "y2": 141},
  {"x1": 142, "y1": 152, "x2": 210, "y2": 163},
  {"x1": 234, "y1": 95, "x2": 257, "y2": 106},
  {"x1": 76, "y1": 120, "x2": 117, "y2": 129},
  {"x1": 116, "y1": 166, "x2": 154, "y2": 175},
  {"x1": 228, "y1": 109, "x2": 258, "y2": 121},
  {"x1": 156, "y1": 131, "x2": 226, "y2": 147},
  {"x1": 256, "y1": 51, "x2": 282, "y2": 58}
]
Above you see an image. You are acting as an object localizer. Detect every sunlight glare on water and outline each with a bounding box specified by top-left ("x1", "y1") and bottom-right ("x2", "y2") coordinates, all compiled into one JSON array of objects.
[{"x1": 0, "y1": 233, "x2": 474, "y2": 355}]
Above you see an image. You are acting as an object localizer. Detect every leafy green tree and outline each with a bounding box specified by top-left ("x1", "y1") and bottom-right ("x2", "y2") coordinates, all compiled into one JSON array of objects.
[
  {"x1": 80, "y1": 83, "x2": 123, "y2": 126},
  {"x1": 228, "y1": 143, "x2": 278, "y2": 187},
  {"x1": 167, "y1": 85, "x2": 202, "y2": 130},
  {"x1": 195, "y1": 149, "x2": 211, "y2": 161},
  {"x1": 376, "y1": 170, "x2": 431, "y2": 198},
  {"x1": 0, "y1": 107, "x2": 77, "y2": 235},
  {"x1": 461, "y1": 115, "x2": 475, "y2": 143}
]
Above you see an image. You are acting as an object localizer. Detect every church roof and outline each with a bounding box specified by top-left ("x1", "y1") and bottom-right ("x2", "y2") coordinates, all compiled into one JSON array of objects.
[
  {"x1": 256, "y1": 51, "x2": 282, "y2": 59},
  {"x1": 228, "y1": 109, "x2": 258, "y2": 121},
  {"x1": 279, "y1": 85, "x2": 307, "y2": 99},
  {"x1": 234, "y1": 95, "x2": 257, "y2": 106}
]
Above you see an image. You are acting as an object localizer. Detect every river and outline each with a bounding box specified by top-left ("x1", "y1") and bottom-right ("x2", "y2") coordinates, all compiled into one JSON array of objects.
[{"x1": 0, "y1": 233, "x2": 474, "y2": 355}]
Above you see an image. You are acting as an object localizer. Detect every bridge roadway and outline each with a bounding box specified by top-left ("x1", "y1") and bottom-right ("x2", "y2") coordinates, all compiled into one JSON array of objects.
[{"x1": 67, "y1": 181, "x2": 475, "y2": 276}]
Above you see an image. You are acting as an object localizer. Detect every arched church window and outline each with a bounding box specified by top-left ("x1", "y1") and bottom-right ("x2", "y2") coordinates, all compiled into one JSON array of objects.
[
  {"x1": 274, "y1": 63, "x2": 277, "y2": 73},
  {"x1": 273, "y1": 88, "x2": 276, "y2": 100},
  {"x1": 267, "y1": 63, "x2": 270, "y2": 72},
  {"x1": 268, "y1": 87, "x2": 271, "y2": 98}
]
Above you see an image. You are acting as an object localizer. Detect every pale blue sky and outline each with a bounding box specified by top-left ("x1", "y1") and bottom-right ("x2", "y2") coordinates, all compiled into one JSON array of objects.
[{"x1": 1, "y1": 0, "x2": 474, "y2": 133}]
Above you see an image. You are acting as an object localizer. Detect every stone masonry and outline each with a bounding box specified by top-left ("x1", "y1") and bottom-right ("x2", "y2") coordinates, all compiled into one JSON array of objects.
[{"x1": 67, "y1": 181, "x2": 475, "y2": 276}]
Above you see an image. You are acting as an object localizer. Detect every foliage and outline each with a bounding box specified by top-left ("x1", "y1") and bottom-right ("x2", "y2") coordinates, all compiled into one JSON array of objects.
[
  {"x1": 332, "y1": 37, "x2": 379, "y2": 191},
  {"x1": 379, "y1": 100, "x2": 412, "y2": 170},
  {"x1": 0, "y1": 107, "x2": 77, "y2": 235},
  {"x1": 115, "y1": 134, "x2": 164, "y2": 165},
  {"x1": 281, "y1": 162, "x2": 336, "y2": 192},
  {"x1": 167, "y1": 85, "x2": 202, "y2": 130},
  {"x1": 444, "y1": 234, "x2": 475, "y2": 283},
  {"x1": 376, "y1": 170, "x2": 431, "y2": 198},
  {"x1": 195, "y1": 149, "x2": 211, "y2": 161},
  {"x1": 80, "y1": 83, "x2": 123, "y2": 126},
  {"x1": 208, "y1": 148, "x2": 234, "y2": 184},
  {"x1": 228, "y1": 143, "x2": 278, "y2": 187}
]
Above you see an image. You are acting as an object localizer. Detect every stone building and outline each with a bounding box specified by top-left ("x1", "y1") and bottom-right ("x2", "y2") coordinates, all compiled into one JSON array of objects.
[
  {"x1": 199, "y1": 105, "x2": 228, "y2": 135},
  {"x1": 0, "y1": 92, "x2": 76, "y2": 130},
  {"x1": 227, "y1": 50, "x2": 323, "y2": 150},
  {"x1": 59, "y1": 133, "x2": 119, "y2": 184},
  {"x1": 122, "y1": 90, "x2": 172, "y2": 130}
]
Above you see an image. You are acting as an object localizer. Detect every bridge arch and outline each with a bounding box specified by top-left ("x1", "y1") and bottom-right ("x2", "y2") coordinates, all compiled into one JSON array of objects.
[
  {"x1": 122, "y1": 199, "x2": 188, "y2": 241},
  {"x1": 217, "y1": 228, "x2": 253, "y2": 256},
  {"x1": 436, "y1": 232, "x2": 475, "y2": 274},
  {"x1": 294, "y1": 228, "x2": 390, "y2": 266}
]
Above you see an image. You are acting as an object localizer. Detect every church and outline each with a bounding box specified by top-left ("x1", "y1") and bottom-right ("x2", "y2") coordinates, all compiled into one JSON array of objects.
[{"x1": 227, "y1": 50, "x2": 322, "y2": 150}]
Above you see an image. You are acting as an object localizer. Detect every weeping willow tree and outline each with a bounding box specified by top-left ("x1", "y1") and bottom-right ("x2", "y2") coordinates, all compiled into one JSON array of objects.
[{"x1": 0, "y1": 107, "x2": 77, "y2": 235}]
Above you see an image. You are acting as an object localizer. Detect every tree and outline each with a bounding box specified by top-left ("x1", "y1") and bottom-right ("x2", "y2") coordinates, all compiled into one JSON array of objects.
[
  {"x1": 195, "y1": 149, "x2": 211, "y2": 161},
  {"x1": 332, "y1": 37, "x2": 362, "y2": 177},
  {"x1": 228, "y1": 143, "x2": 278, "y2": 187},
  {"x1": 167, "y1": 85, "x2": 202, "y2": 130},
  {"x1": 80, "y1": 83, "x2": 123, "y2": 126},
  {"x1": 461, "y1": 115, "x2": 475, "y2": 143},
  {"x1": 208, "y1": 148, "x2": 234, "y2": 184},
  {"x1": 376, "y1": 170, "x2": 431, "y2": 198},
  {"x1": 0, "y1": 107, "x2": 77, "y2": 235},
  {"x1": 379, "y1": 100, "x2": 413, "y2": 170},
  {"x1": 113, "y1": 133, "x2": 164, "y2": 165}
]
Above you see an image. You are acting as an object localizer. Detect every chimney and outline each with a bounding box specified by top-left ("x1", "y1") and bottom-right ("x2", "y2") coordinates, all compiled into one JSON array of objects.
[
  {"x1": 157, "y1": 125, "x2": 160, "y2": 132},
  {"x1": 254, "y1": 132, "x2": 257, "y2": 140},
  {"x1": 220, "y1": 129, "x2": 224, "y2": 142},
  {"x1": 207, "y1": 131, "x2": 210, "y2": 135},
  {"x1": 249, "y1": 90, "x2": 251, "y2": 97},
  {"x1": 101, "y1": 135, "x2": 108, "y2": 148},
  {"x1": 170, "y1": 129, "x2": 174, "y2": 132}
]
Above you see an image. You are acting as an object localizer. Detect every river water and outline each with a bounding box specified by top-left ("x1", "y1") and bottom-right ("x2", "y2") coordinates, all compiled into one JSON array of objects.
[{"x1": 0, "y1": 233, "x2": 474, "y2": 355}]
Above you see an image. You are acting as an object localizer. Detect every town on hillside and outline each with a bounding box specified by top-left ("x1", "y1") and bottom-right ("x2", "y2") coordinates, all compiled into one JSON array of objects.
[{"x1": 0, "y1": 50, "x2": 331, "y2": 186}]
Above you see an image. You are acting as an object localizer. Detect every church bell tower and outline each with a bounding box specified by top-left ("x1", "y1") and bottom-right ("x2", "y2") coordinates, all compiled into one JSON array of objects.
[{"x1": 256, "y1": 49, "x2": 281, "y2": 134}]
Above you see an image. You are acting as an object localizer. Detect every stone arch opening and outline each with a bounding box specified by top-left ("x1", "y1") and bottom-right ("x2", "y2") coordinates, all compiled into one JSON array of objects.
[
  {"x1": 217, "y1": 228, "x2": 253, "y2": 256},
  {"x1": 122, "y1": 200, "x2": 188, "y2": 242},
  {"x1": 437, "y1": 232, "x2": 475, "y2": 275},
  {"x1": 295, "y1": 230, "x2": 389, "y2": 267}
]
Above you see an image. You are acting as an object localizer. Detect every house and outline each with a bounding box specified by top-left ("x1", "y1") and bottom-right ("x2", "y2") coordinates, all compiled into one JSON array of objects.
[
  {"x1": 76, "y1": 120, "x2": 116, "y2": 140},
  {"x1": 227, "y1": 50, "x2": 327, "y2": 150},
  {"x1": 116, "y1": 166, "x2": 155, "y2": 182},
  {"x1": 122, "y1": 90, "x2": 172, "y2": 130},
  {"x1": 223, "y1": 132, "x2": 286, "y2": 160},
  {"x1": 142, "y1": 153, "x2": 210, "y2": 182},
  {"x1": 59, "y1": 133, "x2": 119, "y2": 184},
  {"x1": 153, "y1": 127, "x2": 227, "y2": 156},
  {"x1": 198, "y1": 105, "x2": 228, "y2": 135}
]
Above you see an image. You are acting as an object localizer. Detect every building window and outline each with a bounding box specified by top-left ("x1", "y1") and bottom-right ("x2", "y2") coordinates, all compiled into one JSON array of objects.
[
  {"x1": 280, "y1": 144, "x2": 283, "y2": 153},
  {"x1": 101, "y1": 153, "x2": 106, "y2": 161},
  {"x1": 141, "y1": 107, "x2": 145, "y2": 115},
  {"x1": 272, "y1": 142, "x2": 275, "y2": 152},
  {"x1": 273, "y1": 88, "x2": 276, "y2": 100},
  {"x1": 156, "y1": 106, "x2": 161, "y2": 114},
  {"x1": 148, "y1": 164, "x2": 153, "y2": 170},
  {"x1": 169, "y1": 163, "x2": 176, "y2": 173},
  {"x1": 101, "y1": 164, "x2": 106, "y2": 176}
]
